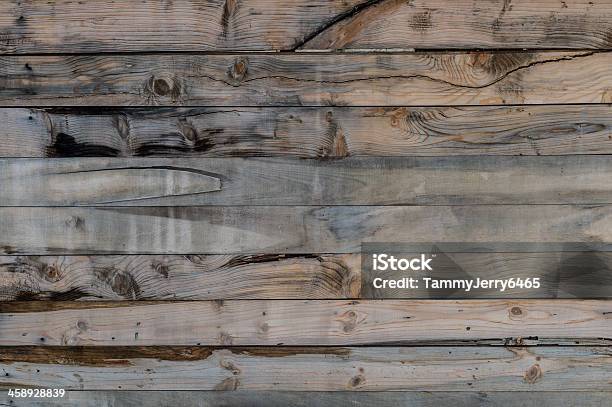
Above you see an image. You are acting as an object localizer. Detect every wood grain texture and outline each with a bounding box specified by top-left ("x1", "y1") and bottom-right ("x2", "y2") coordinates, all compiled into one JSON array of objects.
[
  {"x1": 2, "y1": 52, "x2": 611, "y2": 106},
  {"x1": 2, "y1": 0, "x2": 612, "y2": 53},
  {"x1": 3, "y1": 391, "x2": 611, "y2": 407},
  {"x1": 6, "y1": 156, "x2": 612, "y2": 205},
  {"x1": 3, "y1": 251, "x2": 612, "y2": 300},
  {"x1": 4, "y1": 205, "x2": 612, "y2": 255},
  {"x1": 1, "y1": 346, "x2": 611, "y2": 390},
  {"x1": 0, "y1": 254, "x2": 360, "y2": 300},
  {"x1": 1, "y1": 300, "x2": 610, "y2": 346},
  {"x1": 3, "y1": 0, "x2": 612, "y2": 400},
  {"x1": 4, "y1": 106, "x2": 612, "y2": 158}
]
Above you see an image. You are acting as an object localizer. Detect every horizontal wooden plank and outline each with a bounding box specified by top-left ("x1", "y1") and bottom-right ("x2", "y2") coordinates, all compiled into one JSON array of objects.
[
  {"x1": 2, "y1": 52, "x2": 611, "y2": 106},
  {"x1": 0, "y1": 254, "x2": 360, "y2": 300},
  {"x1": 6, "y1": 156, "x2": 612, "y2": 205},
  {"x1": 1, "y1": 346, "x2": 611, "y2": 390},
  {"x1": 4, "y1": 206, "x2": 612, "y2": 255},
  {"x1": 3, "y1": 251, "x2": 612, "y2": 300},
  {"x1": 3, "y1": 391, "x2": 611, "y2": 407},
  {"x1": 1, "y1": 300, "x2": 610, "y2": 345},
  {"x1": 2, "y1": 0, "x2": 612, "y2": 53},
  {"x1": 4, "y1": 106, "x2": 612, "y2": 158}
]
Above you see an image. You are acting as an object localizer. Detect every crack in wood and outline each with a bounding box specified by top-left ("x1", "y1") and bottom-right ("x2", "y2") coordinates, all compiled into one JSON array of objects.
[{"x1": 290, "y1": 0, "x2": 388, "y2": 51}]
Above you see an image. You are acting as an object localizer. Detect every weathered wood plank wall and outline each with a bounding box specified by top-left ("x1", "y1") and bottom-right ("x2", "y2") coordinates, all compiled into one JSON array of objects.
[{"x1": 1, "y1": 0, "x2": 611, "y2": 405}]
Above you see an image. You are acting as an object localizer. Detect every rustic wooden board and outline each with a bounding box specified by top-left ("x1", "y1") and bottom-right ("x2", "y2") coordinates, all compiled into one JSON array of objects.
[
  {"x1": 2, "y1": 391, "x2": 611, "y2": 407},
  {"x1": 6, "y1": 156, "x2": 612, "y2": 205},
  {"x1": 3, "y1": 251, "x2": 612, "y2": 300},
  {"x1": 4, "y1": 106, "x2": 612, "y2": 158},
  {"x1": 2, "y1": 0, "x2": 612, "y2": 53},
  {"x1": 2, "y1": 52, "x2": 611, "y2": 106},
  {"x1": 1, "y1": 346, "x2": 611, "y2": 390},
  {"x1": 0, "y1": 254, "x2": 361, "y2": 300},
  {"x1": 1, "y1": 300, "x2": 609, "y2": 346},
  {"x1": 4, "y1": 206, "x2": 612, "y2": 255}
]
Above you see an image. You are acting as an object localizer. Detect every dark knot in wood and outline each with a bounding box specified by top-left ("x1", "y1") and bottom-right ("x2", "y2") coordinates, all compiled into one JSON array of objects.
[
  {"x1": 510, "y1": 306, "x2": 523, "y2": 316},
  {"x1": 228, "y1": 57, "x2": 248, "y2": 82},
  {"x1": 153, "y1": 78, "x2": 171, "y2": 96},
  {"x1": 146, "y1": 75, "x2": 182, "y2": 100}
]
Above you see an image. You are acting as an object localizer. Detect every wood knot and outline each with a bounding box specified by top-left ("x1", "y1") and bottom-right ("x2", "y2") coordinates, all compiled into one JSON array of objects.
[
  {"x1": 468, "y1": 52, "x2": 492, "y2": 69},
  {"x1": 348, "y1": 374, "x2": 366, "y2": 388},
  {"x1": 339, "y1": 310, "x2": 359, "y2": 333},
  {"x1": 509, "y1": 306, "x2": 526, "y2": 320},
  {"x1": 146, "y1": 75, "x2": 182, "y2": 100},
  {"x1": 524, "y1": 363, "x2": 542, "y2": 384},
  {"x1": 113, "y1": 115, "x2": 130, "y2": 140},
  {"x1": 94, "y1": 267, "x2": 141, "y2": 300},
  {"x1": 228, "y1": 57, "x2": 248, "y2": 82},
  {"x1": 76, "y1": 320, "x2": 88, "y2": 331},
  {"x1": 153, "y1": 78, "x2": 171, "y2": 96},
  {"x1": 177, "y1": 119, "x2": 198, "y2": 143},
  {"x1": 44, "y1": 264, "x2": 61, "y2": 282},
  {"x1": 65, "y1": 216, "x2": 86, "y2": 231}
]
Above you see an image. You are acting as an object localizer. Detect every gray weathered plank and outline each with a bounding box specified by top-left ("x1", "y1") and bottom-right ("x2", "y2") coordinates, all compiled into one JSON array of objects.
[
  {"x1": 4, "y1": 206, "x2": 612, "y2": 255},
  {"x1": 0, "y1": 300, "x2": 609, "y2": 346},
  {"x1": 0, "y1": 254, "x2": 360, "y2": 300},
  {"x1": 2, "y1": 52, "x2": 611, "y2": 106},
  {"x1": 3, "y1": 391, "x2": 611, "y2": 407},
  {"x1": 1, "y1": 0, "x2": 612, "y2": 53},
  {"x1": 5, "y1": 156, "x2": 612, "y2": 205},
  {"x1": 1, "y1": 346, "x2": 611, "y2": 390},
  {"x1": 4, "y1": 106, "x2": 612, "y2": 158}
]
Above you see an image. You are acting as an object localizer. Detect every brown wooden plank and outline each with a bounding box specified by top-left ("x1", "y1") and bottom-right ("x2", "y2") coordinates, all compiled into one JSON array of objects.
[
  {"x1": 2, "y1": 52, "x2": 611, "y2": 106},
  {"x1": 5, "y1": 156, "x2": 612, "y2": 205},
  {"x1": 3, "y1": 251, "x2": 612, "y2": 300},
  {"x1": 0, "y1": 254, "x2": 360, "y2": 300},
  {"x1": 4, "y1": 106, "x2": 612, "y2": 158},
  {"x1": 3, "y1": 206, "x2": 612, "y2": 255},
  {"x1": 0, "y1": 300, "x2": 610, "y2": 346},
  {"x1": 2, "y1": 0, "x2": 612, "y2": 53},
  {"x1": 2, "y1": 391, "x2": 611, "y2": 407},
  {"x1": 1, "y1": 346, "x2": 611, "y2": 390}
]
